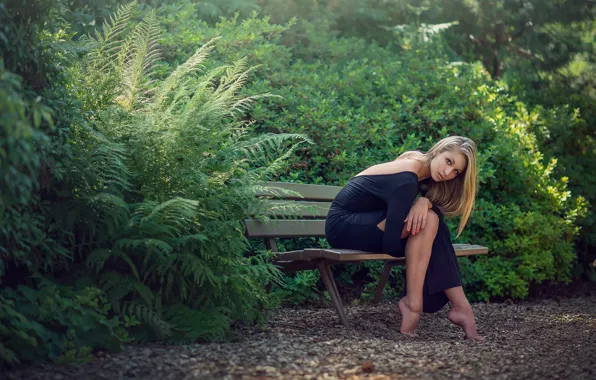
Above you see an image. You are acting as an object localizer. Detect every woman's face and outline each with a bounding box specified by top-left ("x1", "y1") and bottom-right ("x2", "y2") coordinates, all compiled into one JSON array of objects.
[{"x1": 430, "y1": 149, "x2": 467, "y2": 182}]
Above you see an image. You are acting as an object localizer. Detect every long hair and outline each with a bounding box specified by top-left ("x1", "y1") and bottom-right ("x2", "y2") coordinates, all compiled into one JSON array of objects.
[{"x1": 399, "y1": 136, "x2": 478, "y2": 237}]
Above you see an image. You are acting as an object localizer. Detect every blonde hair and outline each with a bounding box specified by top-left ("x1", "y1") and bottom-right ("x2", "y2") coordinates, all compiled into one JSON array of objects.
[{"x1": 399, "y1": 136, "x2": 478, "y2": 237}]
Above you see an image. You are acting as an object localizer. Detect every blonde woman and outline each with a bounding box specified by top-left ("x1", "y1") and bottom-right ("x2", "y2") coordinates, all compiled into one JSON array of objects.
[{"x1": 325, "y1": 136, "x2": 482, "y2": 340}]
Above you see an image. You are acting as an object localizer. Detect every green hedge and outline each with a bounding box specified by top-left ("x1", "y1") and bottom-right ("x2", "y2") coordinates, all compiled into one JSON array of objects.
[
  {"x1": 1, "y1": 0, "x2": 591, "y2": 366},
  {"x1": 1, "y1": 1, "x2": 302, "y2": 365},
  {"x1": 157, "y1": 5, "x2": 587, "y2": 302}
]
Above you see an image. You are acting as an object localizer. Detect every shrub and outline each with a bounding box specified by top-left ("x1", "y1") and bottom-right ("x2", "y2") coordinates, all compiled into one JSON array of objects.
[
  {"x1": 152, "y1": 1, "x2": 588, "y2": 302},
  {"x1": 62, "y1": 3, "x2": 309, "y2": 342},
  {"x1": 0, "y1": 278, "x2": 126, "y2": 365},
  {"x1": 1, "y1": 1, "x2": 307, "y2": 364}
]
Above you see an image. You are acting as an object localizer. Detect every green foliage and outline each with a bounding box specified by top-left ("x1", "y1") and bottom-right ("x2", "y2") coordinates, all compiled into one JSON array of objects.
[
  {"x1": 1, "y1": 0, "x2": 306, "y2": 365},
  {"x1": 153, "y1": 0, "x2": 590, "y2": 302},
  {"x1": 2, "y1": 0, "x2": 594, "y2": 366},
  {"x1": 243, "y1": 17, "x2": 585, "y2": 300},
  {"x1": 0, "y1": 277, "x2": 126, "y2": 365},
  {"x1": 0, "y1": 0, "x2": 75, "y2": 276},
  {"x1": 273, "y1": 270, "x2": 322, "y2": 304},
  {"x1": 59, "y1": 3, "x2": 306, "y2": 344}
]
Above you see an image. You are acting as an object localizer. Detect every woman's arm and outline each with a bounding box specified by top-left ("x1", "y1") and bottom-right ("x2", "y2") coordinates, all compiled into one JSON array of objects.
[{"x1": 382, "y1": 182, "x2": 418, "y2": 255}]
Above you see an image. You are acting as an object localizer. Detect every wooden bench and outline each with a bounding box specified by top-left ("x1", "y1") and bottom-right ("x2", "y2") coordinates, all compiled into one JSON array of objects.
[{"x1": 244, "y1": 181, "x2": 488, "y2": 326}]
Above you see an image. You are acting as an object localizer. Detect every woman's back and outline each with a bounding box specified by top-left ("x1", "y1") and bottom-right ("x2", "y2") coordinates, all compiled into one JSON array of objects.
[{"x1": 330, "y1": 171, "x2": 419, "y2": 213}]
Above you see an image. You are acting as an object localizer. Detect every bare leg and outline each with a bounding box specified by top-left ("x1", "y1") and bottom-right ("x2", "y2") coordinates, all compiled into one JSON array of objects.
[
  {"x1": 444, "y1": 286, "x2": 482, "y2": 340},
  {"x1": 398, "y1": 211, "x2": 439, "y2": 336}
]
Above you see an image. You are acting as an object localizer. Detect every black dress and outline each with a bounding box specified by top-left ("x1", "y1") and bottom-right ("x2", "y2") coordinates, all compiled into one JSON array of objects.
[{"x1": 325, "y1": 171, "x2": 462, "y2": 313}]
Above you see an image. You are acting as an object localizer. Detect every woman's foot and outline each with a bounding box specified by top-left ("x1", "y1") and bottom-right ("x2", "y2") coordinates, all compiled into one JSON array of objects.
[
  {"x1": 448, "y1": 304, "x2": 483, "y2": 341},
  {"x1": 398, "y1": 297, "x2": 421, "y2": 336}
]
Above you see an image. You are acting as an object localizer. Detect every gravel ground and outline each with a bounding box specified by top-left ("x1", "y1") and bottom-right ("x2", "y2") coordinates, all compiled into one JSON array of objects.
[{"x1": 5, "y1": 288, "x2": 596, "y2": 380}]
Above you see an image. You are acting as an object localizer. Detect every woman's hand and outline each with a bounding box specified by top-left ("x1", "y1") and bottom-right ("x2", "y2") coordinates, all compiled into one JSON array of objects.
[{"x1": 404, "y1": 197, "x2": 432, "y2": 235}]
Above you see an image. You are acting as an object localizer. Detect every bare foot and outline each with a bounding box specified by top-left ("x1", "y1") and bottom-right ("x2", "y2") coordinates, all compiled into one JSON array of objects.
[
  {"x1": 448, "y1": 304, "x2": 483, "y2": 341},
  {"x1": 398, "y1": 297, "x2": 421, "y2": 336}
]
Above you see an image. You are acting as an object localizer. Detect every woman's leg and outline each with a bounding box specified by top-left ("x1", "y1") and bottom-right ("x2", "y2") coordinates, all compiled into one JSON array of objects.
[
  {"x1": 398, "y1": 210, "x2": 439, "y2": 336},
  {"x1": 444, "y1": 286, "x2": 482, "y2": 340}
]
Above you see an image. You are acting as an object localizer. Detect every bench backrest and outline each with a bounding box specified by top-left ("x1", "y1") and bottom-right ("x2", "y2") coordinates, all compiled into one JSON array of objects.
[
  {"x1": 244, "y1": 181, "x2": 489, "y2": 259},
  {"x1": 244, "y1": 182, "x2": 342, "y2": 248}
]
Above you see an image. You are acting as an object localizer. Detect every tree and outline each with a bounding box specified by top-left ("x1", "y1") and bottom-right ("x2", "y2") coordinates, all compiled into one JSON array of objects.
[{"x1": 406, "y1": 0, "x2": 595, "y2": 78}]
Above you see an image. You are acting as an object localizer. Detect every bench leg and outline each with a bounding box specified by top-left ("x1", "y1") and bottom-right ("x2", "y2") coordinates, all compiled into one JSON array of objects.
[
  {"x1": 317, "y1": 262, "x2": 348, "y2": 326},
  {"x1": 373, "y1": 261, "x2": 395, "y2": 304}
]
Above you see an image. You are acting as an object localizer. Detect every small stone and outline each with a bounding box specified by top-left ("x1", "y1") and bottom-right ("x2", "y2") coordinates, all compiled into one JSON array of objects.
[{"x1": 361, "y1": 361, "x2": 375, "y2": 373}]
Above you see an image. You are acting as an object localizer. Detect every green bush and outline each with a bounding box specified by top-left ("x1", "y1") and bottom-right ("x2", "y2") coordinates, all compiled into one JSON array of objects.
[
  {"x1": 60, "y1": 3, "x2": 308, "y2": 343},
  {"x1": 1, "y1": 1, "x2": 592, "y2": 366},
  {"x1": 156, "y1": 8, "x2": 587, "y2": 301},
  {"x1": 0, "y1": 278, "x2": 126, "y2": 365},
  {"x1": 1, "y1": 1, "x2": 306, "y2": 364}
]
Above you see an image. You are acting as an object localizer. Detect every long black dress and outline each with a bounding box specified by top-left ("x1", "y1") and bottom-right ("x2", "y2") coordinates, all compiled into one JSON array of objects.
[{"x1": 325, "y1": 171, "x2": 462, "y2": 313}]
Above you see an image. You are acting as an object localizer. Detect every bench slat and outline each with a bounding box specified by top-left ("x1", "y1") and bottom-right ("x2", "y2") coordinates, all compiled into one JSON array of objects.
[
  {"x1": 275, "y1": 245, "x2": 488, "y2": 262},
  {"x1": 256, "y1": 182, "x2": 342, "y2": 201},
  {"x1": 263, "y1": 201, "x2": 331, "y2": 218},
  {"x1": 245, "y1": 219, "x2": 326, "y2": 238}
]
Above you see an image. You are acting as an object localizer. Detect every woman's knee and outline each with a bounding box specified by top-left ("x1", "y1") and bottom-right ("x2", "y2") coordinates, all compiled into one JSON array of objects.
[
  {"x1": 401, "y1": 210, "x2": 439, "y2": 239},
  {"x1": 421, "y1": 210, "x2": 439, "y2": 235},
  {"x1": 426, "y1": 210, "x2": 439, "y2": 226}
]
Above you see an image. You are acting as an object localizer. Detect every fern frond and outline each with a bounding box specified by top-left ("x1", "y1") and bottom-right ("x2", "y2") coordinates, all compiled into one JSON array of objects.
[
  {"x1": 164, "y1": 304, "x2": 231, "y2": 341},
  {"x1": 119, "y1": 10, "x2": 162, "y2": 111},
  {"x1": 100, "y1": 271, "x2": 154, "y2": 306},
  {"x1": 155, "y1": 38, "x2": 220, "y2": 109},
  {"x1": 90, "y1": 141, "x2": 132, "y2": 194},
  {"x1": 231, "y1": 93, "x2": 281, "y2": 117},
  {"x1": 164, "y1": 269, "x2": 189, "y2": 301},
  {"x1": 86, "y1": 248, "x2": 140, "y2": 280},
  {"x1": 139, "y1": 198, "x2": 201, "y2": 236},
  {"x1": 89, "y1": 1, "x2": 137, "y2": 72},
  {"x1": 120, "y1": 302, "x2": 172, "y2": 339},
  {"x1": 85, "y1": 193, "x2": 130, "y2": 236},
  {"x1": 0, "y1": 342, "x2": 19, "y2": 365},
  {"x1": 250, "y1": 140, "x2": 309, "y2": 180},
  {"x1": 236, "y1": 132, "x2": 311, "y2": 162},
  {"x1": 176, "y1": 253, "x2": 219, "y2": 290},
  {"x1": 245, "y1": 183, "x2": 303, "y2": 200},
  {"x1": 86, "y1": 248, "x2": 114, "y2": 273}
]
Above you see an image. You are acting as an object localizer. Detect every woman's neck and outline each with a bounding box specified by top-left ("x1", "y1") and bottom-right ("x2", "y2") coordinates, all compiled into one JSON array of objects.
[{"x1": 416, "y1": 162, "x2": 432, "y2": 182}]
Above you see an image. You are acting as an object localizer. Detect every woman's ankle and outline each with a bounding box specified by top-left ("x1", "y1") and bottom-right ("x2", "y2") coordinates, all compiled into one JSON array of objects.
[
  {"x1": 403, "y1": 295, "x2": 423, "y2": 313},
  {"x1": 450, "y1": 301, "x2": 472, "y2": 311}
]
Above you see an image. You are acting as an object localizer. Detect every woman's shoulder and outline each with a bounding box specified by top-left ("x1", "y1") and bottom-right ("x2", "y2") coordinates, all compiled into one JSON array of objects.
[
  {"x1": 354, "y1": 159, "x2": 421, "y2": 182},
  {"x1": 382, "y1": 157, "x2": 422, "y2": 177},
  {"x1": 391, "y1": 157, "x2": 423, "y2": 173}
]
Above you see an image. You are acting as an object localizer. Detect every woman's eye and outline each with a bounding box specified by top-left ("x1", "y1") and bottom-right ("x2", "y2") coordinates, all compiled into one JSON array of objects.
[{"x1": 446, "y1": 158, "x2": 451, "y2": 164}]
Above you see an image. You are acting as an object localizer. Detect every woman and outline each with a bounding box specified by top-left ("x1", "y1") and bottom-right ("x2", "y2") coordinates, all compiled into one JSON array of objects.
[{"x1": 325, "y1": 136, "x2": 482, "y2": 340}]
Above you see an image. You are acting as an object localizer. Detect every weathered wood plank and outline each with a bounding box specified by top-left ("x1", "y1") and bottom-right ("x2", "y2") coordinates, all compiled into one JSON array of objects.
[
  {"x1": 274, "y1": 260, "x2": 318, "y2": 272},
  {"x1": 256, "y1": 181, "x2": 342, "y2": 201},
  {"x1": 262, "y1": 201, "x2": 331, "y2": 218},
  {"x1": 274, "y1": 244, "x2": 488, "y2": 262},
  {"x1": 452, "y1": 244, "x2": 489, "y2": 256},
  {"x1": 245, "y1": 220, "x2": 326, "y2": 238}
]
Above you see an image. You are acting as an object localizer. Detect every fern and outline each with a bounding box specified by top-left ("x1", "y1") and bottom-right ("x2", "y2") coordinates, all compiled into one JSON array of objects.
[
  {"x1": 164, "y1": 304, "x2": 231, "y2": 341},
  {"x1": 119, "y1": 302, "x2": 172, "y2": 340},
  {"x1": 155, "y1": 38, "x2": 219, "y2": 109},
  {"x1": 99, "y1": 271, "x2": 154, "y2": 306},
  {"x1": 88, "y1": 1, "x2": 137, "y2": 72},
  {"x1": 66, "y1": 3, "x2": 309, "y2": 345},
  {"x1": 118, "y1": 10, "x2": 162, "y2": 111},
  {"x1": 85, "y1": 194, "x2": 130, "y2": 236}
]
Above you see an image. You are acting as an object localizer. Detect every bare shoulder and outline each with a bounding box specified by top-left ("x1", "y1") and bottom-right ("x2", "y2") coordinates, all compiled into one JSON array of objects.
[{"x1": 356, "y1": 157, "x2": 421, "y2": 177}]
